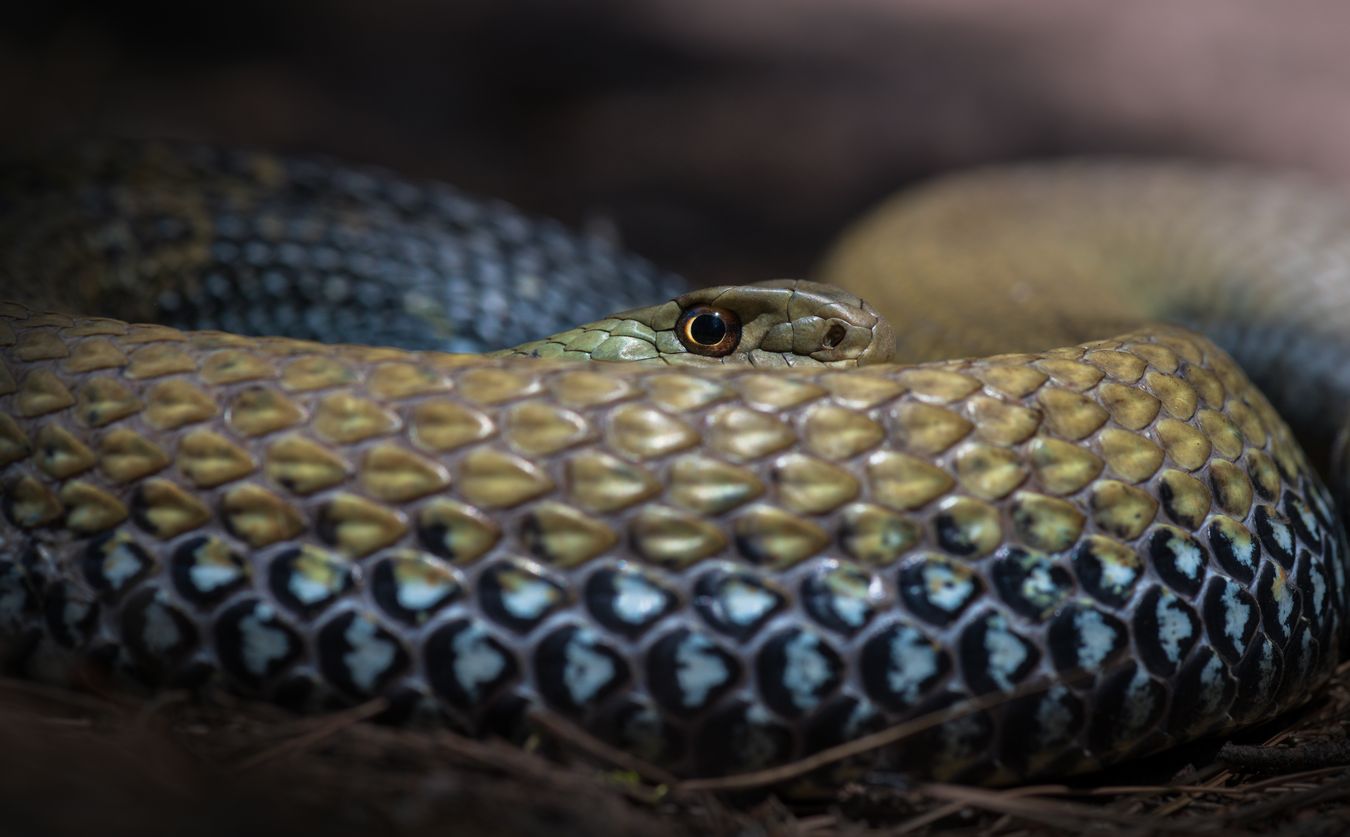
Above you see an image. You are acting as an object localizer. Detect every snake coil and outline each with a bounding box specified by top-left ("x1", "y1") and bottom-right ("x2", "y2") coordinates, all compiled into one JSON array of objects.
[{"x1": 0, "y1": 143, "x2": 1346, "y2": 786}]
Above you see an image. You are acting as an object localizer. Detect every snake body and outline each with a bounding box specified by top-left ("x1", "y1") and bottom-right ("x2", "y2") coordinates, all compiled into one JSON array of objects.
[
  {"x1": 0, "y1": 145, "x2": 1346, "y2": 786},
  {"x1": 0, "y1": 142, "x2": 686, "y2": 353}
]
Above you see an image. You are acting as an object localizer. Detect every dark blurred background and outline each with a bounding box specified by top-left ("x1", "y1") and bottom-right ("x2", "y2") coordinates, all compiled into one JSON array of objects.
[{"x1": 3, "y1": 0, "x2": 1349, "y2": 285}]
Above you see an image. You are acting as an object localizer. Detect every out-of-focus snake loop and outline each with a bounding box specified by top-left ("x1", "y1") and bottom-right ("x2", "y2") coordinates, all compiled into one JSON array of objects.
[{"x1": 0, "y1": 143, "x2": 1345, "y2": 787}]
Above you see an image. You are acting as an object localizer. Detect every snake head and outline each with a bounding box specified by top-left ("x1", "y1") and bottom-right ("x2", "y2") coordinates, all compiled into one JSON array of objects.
[
  {"x1": 654, "y1": 279, "x2": 896, "y2": 367},
  {"x1": 500, "y1": 279, "x2": 895, "y2": 367}
]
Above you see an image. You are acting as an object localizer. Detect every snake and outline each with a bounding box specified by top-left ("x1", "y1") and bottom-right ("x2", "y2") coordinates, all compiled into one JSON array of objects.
[{"x1": 0, "y1": 141, "x2": 1346, "y2": 787}]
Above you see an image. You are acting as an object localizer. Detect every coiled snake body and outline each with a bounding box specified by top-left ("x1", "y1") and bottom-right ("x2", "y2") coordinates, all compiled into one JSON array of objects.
[{"x1": 0, "y1": 143, "x2": 1346, "y2": 786}]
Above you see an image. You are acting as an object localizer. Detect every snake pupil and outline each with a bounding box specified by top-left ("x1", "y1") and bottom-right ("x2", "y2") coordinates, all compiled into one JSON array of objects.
[
  {"x1": 689, "y1": 313, "x2": 727, "y2": 345},
  {"x1": 675, "y1": 304, "x2": 741, "y2": 357}
]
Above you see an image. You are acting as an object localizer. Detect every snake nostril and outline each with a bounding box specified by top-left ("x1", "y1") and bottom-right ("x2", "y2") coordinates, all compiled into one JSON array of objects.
[{"x1": 823, "y1": 322, "x2": 847, "y2": 349}]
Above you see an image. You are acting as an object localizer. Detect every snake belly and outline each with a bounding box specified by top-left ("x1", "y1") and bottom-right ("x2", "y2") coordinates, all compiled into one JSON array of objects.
[{"x1": 0, "y1": 152, "x2": 1347, "y2": 787}]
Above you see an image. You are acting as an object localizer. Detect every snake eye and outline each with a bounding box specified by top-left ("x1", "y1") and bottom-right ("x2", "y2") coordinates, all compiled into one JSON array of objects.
[{"x1": 676, "y1": 305, "x2": 741, "y2": 357}]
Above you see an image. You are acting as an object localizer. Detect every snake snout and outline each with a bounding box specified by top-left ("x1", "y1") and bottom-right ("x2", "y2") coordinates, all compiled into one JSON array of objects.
[
  {"x1": 854, "y1": 298, "x2": 896, "y2": 365},
  {"x1": 804, "y1": 299, "x2": 896, "y2": 366}
]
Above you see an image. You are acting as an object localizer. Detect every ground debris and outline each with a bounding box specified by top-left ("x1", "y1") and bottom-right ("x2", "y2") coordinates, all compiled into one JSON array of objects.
[{"x1": 1, "y1": 665, "x2": 1349, "y2": 836}]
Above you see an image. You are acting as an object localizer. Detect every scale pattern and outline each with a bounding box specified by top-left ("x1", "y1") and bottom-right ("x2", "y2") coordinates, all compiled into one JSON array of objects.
[
  {"x1": 0, "y1": 141, "x2": 687, "y2": 353},
  {"x1": 1, "y1": 304, "x2": 1344, "y2": 783}
]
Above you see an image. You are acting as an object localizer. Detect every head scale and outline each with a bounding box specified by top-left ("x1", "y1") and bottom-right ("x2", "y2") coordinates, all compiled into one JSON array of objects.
[{"x1": 498, "y1": 279, "x2": 894, "y2": 367}]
